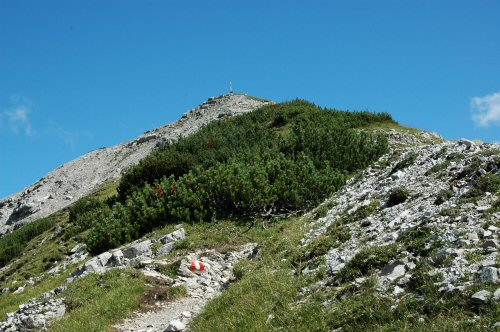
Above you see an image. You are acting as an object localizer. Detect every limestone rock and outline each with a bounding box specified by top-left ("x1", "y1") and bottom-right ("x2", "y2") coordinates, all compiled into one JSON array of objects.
[
  {"x1": 470, "y1": 290, "x2": 492, "y2": 304},
  {"x1": 380, "y1": 261, "x2": 406, "y2": 281},
  {"x1": 122, "y1": 240, "x2": 152, "y2": 259},
  {"x1": 165, "y1": 319, "x2": 186, "y2": 331},
  {"x1": 480, "y1": 267, "x2": 499, "y2": 284}
]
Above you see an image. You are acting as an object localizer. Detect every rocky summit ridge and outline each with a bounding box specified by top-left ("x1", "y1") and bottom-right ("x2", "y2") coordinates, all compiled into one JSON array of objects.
[{"x1": 0, "y1": 94, "x2": 273, "y2": 236}]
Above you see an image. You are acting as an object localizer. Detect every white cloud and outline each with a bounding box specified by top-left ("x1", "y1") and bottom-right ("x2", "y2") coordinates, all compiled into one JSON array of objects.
[
  {"x1": 2, "y1": 104, "x2": 35, "y2": 136},
  {"x1": 471, "y1": 91, "x2": 500, "y2": 127},
  {"x1": 1, "y1": 94, "x2": 92, "y2": 147},
  {"x1": 45, "y1": 124, "x2": 84, "y2": 148}
]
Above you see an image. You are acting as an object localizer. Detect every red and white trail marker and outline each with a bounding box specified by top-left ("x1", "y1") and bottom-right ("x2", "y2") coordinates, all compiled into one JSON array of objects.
[{"x1": 190, "y1": 260, "x2": 205, "y2": 272}]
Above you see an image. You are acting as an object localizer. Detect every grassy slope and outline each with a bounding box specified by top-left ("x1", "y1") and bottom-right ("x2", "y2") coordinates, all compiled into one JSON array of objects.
[{"x1": 0, "y1": 181, "x2": 119, "y2": 319}]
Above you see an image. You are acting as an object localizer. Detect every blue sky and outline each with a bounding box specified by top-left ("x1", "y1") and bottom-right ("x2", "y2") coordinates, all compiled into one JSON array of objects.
[{"x1": 1, "y1": 1, "x2": 499, "y2": 198}]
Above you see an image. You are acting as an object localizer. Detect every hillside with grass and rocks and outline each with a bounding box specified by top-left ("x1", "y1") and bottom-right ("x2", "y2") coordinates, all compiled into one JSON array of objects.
[{"x1": 0, "y1": 94, "x2": 498, "y2": 332}]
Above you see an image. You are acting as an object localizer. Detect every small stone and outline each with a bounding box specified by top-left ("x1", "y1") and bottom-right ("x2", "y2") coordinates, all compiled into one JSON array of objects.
[
  {"x1": 483, "y1": 239, "x2": 499, "y2": 253},
  {"x1": 13, "y1": 286, "x2": 25, "y2": 294},
  {"x1": 97, "y1": 252, "x2": 113, "y2": 266},
  {"x1": 470, "y1": 290, "x2": 491, "y2": 304},
  {"x1": 111, "y1": 250, "x2": 125, "y2": 266},
  {"x1": 354, "y1": 277, "x2": 366, "y2": 284},
  {"x1": 468, "y1": 232, "x2": 479, "y2": 242},
  {"x1": 165, "y1": 319, "x2": 185, "y2": 332},
  {"x1": 480, "y1": 267, "x2": 499, "y2": 284},
  {"x1": 481, "y1": 260, "x2": 496, "y2": 267},
  {"x1": 393, "y1": 285, "x2": 405, "y2": 295},
  {"x1": 83, "y1": 258, "x2": 105, "y2": 274},
  {"x1": 494, "y1": 289, "x2": 500, "y2": 302},
  {"x1": 431, "y1": 248, "x2": 461, "y2": 266},
  {"x1": 459, "y1": 139, "x2": 475, "y2": 148},
  {"x1": 122, "y1": 240, "x2": 153, "y2": 259},
  {"x1": 156, "y1": 242, "x2": 175, "y2": 256},
  {"x1": 330, "y1": 263, "x2": 345, "y2": 274},
  {"x1": 391, "y1": 171, "x2": 405, "y2": 180},
  {"x1": 380, "y1": 261, "x2": 406, "y2": 281},
  {"x1": 476, "y1": 206, "x2": 489, "y2": 212},
  {"x1": 70, "y1": 243, "x2": 86, "y2": 254},
  {"x1": 181, "y1": 311, "x2": 192, "y2": 318},
  {"x1": 159, "y1": 228, "x2": 186, "y2": 244}
]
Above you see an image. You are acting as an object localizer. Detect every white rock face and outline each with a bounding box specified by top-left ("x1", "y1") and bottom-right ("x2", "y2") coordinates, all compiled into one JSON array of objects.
[{"x1": 0, "y1": 94, "x2": 273, "y2": 236}]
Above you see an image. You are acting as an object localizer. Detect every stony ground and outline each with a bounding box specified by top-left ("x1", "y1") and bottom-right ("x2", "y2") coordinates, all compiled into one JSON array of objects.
[
  {"x1": 0, "y1": 94, "x2": 273, "y2": 236},
  {"x1": 114, "y1": 243, "x2": 257, "y2": 332},
  {"x1": 300, "y1": 131, "x2": 499, "y2": 324}
]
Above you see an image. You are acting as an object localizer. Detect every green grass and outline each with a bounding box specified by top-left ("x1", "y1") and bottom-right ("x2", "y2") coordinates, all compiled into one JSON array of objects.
[
  {"x1": 190, "y1": 217, "x2": 321, "y2": 331},
  {"x1": 157, "y1": 260, "x2": 182, "y2": 278},
  {"x1": 48, "y1": 269, "x2": 147, "y2": 332},
  {"x1": 337, "y1": 243, "x2": 400, "y2": 282},
  {"x1": 166, "y1": 220, "x2": 272, "y2": 256},
  {"x1": 312, "y1": 199, "x2": 336, "y2": 219},
  {"x1": 88, "y1": 180, "x2": 119, "y2": 200},
  {"x1": 0, "y1": 216, "x2": 57, "y2": 268},
  {"x1": 425, "y1": 152, "x2": 464, "y2": 177},
  {"x1": 0, "y1": 179, "x2": 120, "y2": 289},
  {"x1": 434, "y1": 188, "x2": 454, "y2": 205},
  {"x1": 0, "y1": 179, "x2": 123, "y2": 321},
  {"x1": 191, "y1": 223, "x2": 499, "y2": 332},
  {"x1": 0, "y1": 213, "x2": 75, "y2": 288},
  {"x1": 0, "y1": 269, "x2": 72, "y2": 319}
]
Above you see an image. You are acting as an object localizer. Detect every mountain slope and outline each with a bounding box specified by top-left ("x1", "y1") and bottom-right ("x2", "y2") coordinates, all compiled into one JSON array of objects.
[
  {"x1": 0, "y1": 96, "x2": 498, "y2": 332},
  {"x1": 0, "y1": 94, "x2": 273, "y2": 236},
  {"x1": 189, "y1": 133, "x2": 500, "y2": 331}
]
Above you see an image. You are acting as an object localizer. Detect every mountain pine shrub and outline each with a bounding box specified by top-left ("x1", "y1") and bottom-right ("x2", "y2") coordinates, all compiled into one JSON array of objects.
[{"x1": 83, "y1": 100, "x2": 395, "y2": 254}]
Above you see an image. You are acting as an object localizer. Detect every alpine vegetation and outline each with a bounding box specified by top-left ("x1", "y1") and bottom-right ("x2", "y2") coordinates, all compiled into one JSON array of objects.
[{"x1": 79, "y1": 100, "x2": 393, "y2": 254}]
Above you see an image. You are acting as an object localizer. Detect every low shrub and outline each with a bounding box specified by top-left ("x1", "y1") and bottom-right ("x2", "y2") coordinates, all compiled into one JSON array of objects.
[
  {"x1": 338, "y1": 244, "x2": 399, "y2": 282},
  {"x1": 434, "y1": 188, "x2": 454, "y2": 205},
  {"x1": 391, "y1": 152, "x2": 418, "y2": 175},
  {"x1": 387, "y1": 187, "x2": 410, "y2": 207},
  {"x1": 0, "y1": 218, "x2": 55, "y2": 267}
]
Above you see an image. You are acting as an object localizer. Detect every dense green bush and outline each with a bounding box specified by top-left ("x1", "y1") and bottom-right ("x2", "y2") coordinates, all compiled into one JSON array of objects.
[
  {"x1": 0, "y1": 218, "x2": 55, "y2": 267},
  {"x1": 69, "y1": 197, "x2": 105, "y2": 223},
  {"x1": 84, "y1": 100, "x2": 394, "y2": 254},
  {"x1": 118, "y1": 100, "x2": 393, "y2": 199}
]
